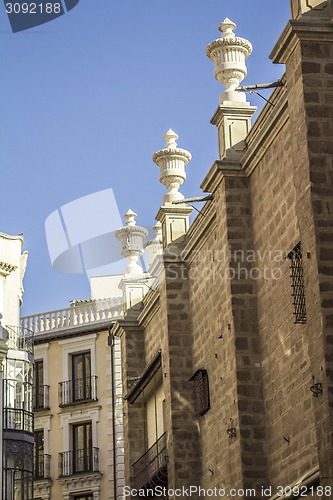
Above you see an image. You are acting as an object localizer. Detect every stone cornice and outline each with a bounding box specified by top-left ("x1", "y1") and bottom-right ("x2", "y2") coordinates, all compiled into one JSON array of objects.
[
  {"x1": 137, "y1": 288, "x2": 160, "y2": 328},
  {"x1": 33, "y1": 321, "x2": 113, "y2": 344},
  {"x1": 210, "y1": 103, "x2": 257, "y2": 127},
  {"x1": 111, "y1": 318, "x2": 141, "y2": 339},
  {"x1": 182, "y1": 201, "x2": 216, "y2": 264},
  {"x1": 241, "y1": 78, "x2": 289, "y2": 176},
  {"x1": 270, "y1": 18, "x2": 333, "y2": 63},
  {"x1": 201, "y1": 157, "x2": 244, "y2": 194}
]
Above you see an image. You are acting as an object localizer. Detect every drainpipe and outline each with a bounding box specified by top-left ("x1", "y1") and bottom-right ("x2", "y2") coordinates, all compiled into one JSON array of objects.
[
  {"x1": 0, "y1": 341, "x2": 7, "y2": 493},
  {"x1": 0, "y1": 278, "x2": 8, "y2": 492},
  {"x1": 108, "y1": 330, "x2": 117, "y2": 500}
]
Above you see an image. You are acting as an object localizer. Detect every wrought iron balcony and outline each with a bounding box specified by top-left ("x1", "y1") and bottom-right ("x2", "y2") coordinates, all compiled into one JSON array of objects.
[
  {"x1": 5, "y1": 324, "x2": 33, "y2": 354},
  {"x1": 3, "y1": 408, "x2": 34, "y2": 434},
  {"x1": 132, "y1": 432, "x2": 168, "y2": 490},
  {"x1": 33, "y1": 385, "x2": 50, "y2": 411},
  {"x1": 58, "y1": 376, "x2": 98, "y2": 406},
  {"x1": 34, "y1": 453, "x2": 51, "y2": 480},
  {"x1": 59, "y1": 448, "x2": 99, "y2": 477}
]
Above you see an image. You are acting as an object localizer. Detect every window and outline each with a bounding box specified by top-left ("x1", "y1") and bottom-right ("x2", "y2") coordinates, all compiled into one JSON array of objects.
[
  {"x1": 59, "y1": 408, "x2": 100, "y2": 477},
  {"x1": 288, "y1": 242, "x2": 307, "y2": 324},
  {"x1": 189, "y1": 369, "x2": 210, "y2": 416},
  {"x1": 33, "y1": 415, "x2": 51, "y2": 480},
  {"x1": 58, "y1": 335, "x2": 98, "y2": 407},
  {"x1": 34, "y1": 430, "x2": 44, "y2": 479},
  {"x1": 73, "y1": 495, "x2": 93, "y2": 500},
  {"x1": 73, "y1": 422, "x2": 93, "y2": 474},
  {"x1": 72, "y1": 352, "x2": 91, "y2": 402},
  {"x1": 33, "y1": 360, "x2": 49, "y2": 410}
]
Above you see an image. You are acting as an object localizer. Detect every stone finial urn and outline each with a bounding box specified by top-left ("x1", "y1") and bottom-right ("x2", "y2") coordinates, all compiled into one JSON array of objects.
[
  {"x1": 206, "y1": 18, "x2": 253, "y2": 103},
  {"x1": 115, "y1": 210, "x2": 148, "y2": 275},
  {"x1": 144, "y1": 221, "x2": 163, "y2": 267},
  {"x1": 152, "y1": 129, "x2": 192, "y2": 204}
]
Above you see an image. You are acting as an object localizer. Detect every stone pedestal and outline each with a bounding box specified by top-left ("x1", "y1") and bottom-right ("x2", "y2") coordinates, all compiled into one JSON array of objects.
[
  {"x1": 156, "y1": 205, "x2": 193, "y2": 249},
  {"x1": 211, "y1": 103, "x2": 257, "y2": 160}
]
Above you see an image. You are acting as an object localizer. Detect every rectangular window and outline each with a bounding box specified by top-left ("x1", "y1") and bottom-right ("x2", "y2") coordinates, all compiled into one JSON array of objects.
[
  {"x1": 33, "y1": 360, "x2": 44, "y2": 409},
  {"x1": 288, "y1": 242, "x2": 307, "y2": 324},
  {"x1": 189, "y1": 369, "x2": 210, "y2": 416},
  {"x1": 72, "y1": 422, "x2": 92, "y2": 474},
  {"x1": 34, "y1": 430, "x2": 44, "y2": 479},
  {"x1": 72, "y1": 352, "x2": 91, "y2": 402}
]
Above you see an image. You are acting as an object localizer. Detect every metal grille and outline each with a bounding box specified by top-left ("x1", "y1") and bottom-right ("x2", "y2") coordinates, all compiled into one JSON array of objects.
[
  {"x1": 33, "y1": 384, "x2": 50, "y2": 410},
  {"x1": 190, "y1": 369, "x2": 210, "y2": 416},
  {"x1": 59, "y1": 447, "x2": 99, "y2": 476},
  {"x1": 34, "y1": 453, "x2": 51, "y2": 480},
  {"x1": 58, "y1": 376, "x2": 98, "y2": 406},
  {"x1": 288, "y1": 242, "x2": 307, "y2": 324}
]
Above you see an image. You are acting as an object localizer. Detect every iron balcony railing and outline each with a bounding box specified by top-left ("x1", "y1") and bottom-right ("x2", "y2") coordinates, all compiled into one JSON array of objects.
[
  {"x1": 59, "y1": 448, "x2": 99, "y2": 477},
  {"x1": 34, "y1": 453, "x2": 51, "y2": 480},
  {"x1": 3, "y1": 408, "x2": 34, "y2": 434},
  {"x1": 58, "y1": 376, "x2": 98, "y2": 406},
  {"x1": 132, "y1": 432, "x2": 167, "y2": 489},
  {"x1": 6, "y1": 325, "x2": 34, "y2": 354},
  {"x1": 33, "y1": 385, "x2": 50, "y2": 410}
]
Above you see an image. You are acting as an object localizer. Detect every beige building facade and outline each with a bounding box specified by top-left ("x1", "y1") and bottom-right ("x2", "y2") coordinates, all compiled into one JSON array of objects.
[{"x1": 21, "y1": 291, "x2": 125, "y2": 499}]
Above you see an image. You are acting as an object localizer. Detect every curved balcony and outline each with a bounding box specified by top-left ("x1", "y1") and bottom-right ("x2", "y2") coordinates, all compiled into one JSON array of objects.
[
  {"x1": 5, "y1": 325, "x2": 33, "y2": 354},
  {"x1": 3, "y1": 408, "x2": 34, "y2": 434}
]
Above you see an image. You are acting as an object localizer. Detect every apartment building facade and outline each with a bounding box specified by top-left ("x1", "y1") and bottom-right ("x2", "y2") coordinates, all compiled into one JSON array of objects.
[
  {"x1": 0, "y1": 232, "x2": 33, "y2": 499},
  {"x1": 113, "y1": 1, "x2": 333, "y2": 498},
  {"x1": 21, "y1": 289, "x2": 125, "y2": 500}
]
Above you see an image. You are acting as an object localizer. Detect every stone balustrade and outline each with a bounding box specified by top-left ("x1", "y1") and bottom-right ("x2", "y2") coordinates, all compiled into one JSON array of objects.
[{"x1": 20, "y1": 297, "x2": 124, "y2": 335}]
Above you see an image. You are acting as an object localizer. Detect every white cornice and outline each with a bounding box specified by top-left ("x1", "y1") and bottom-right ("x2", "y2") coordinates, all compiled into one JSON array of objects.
[{"x1": 0, "y1": 232, "x2": 24, "y2": 243}]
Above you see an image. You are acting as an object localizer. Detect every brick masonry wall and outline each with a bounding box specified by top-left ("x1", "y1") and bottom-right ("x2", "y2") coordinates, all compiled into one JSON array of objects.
[
  {"x1": 284, "y1": 22, "x2": 333, "y2": 488},
  {"x1": 249, "y1": 92, "x2": 320, "y2": 489},
  {"x1": 186, "y1": 168, "x2": 269, "y2": 497},
  {"x1": 118, "y1": 8, "x2": 333, "y2": 499}
]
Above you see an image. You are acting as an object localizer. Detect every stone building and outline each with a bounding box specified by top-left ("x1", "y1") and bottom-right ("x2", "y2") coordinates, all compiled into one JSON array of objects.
[
  {"x1": 113, "y1": 1, "x2": 333, "y2": 498},
  {"x1": 0, "y1": 232, "x2": 33, "y2": 499}
]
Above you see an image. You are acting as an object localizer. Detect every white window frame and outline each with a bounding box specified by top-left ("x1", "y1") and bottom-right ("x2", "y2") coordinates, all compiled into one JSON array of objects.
[{"x1": 58, "y1": 334, "x2": 98, "y2": 382}]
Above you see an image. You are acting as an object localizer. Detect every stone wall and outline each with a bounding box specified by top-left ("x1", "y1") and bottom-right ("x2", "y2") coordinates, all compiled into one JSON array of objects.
[{"x1": 117, "y1": 5, "x2": 333, "y2": 499}]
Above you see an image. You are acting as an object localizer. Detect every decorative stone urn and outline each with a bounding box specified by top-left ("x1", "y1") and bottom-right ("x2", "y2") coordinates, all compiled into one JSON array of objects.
[
  {"x1": 152, "y1": 129, "x2": 192, "y2": 204},
  {"x1": 206, "y1": 18, "x2": 253, "y2": 103},
  {"x1": 144, "y1": 221, "x2": 163, "y2": 267},
  {"x1": 115, "y1": 210, "x2": 148, "y2": 275}
]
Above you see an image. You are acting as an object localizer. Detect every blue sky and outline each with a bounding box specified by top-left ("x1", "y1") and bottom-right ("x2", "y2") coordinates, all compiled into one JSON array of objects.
[{"x1": 0, "y1": 0, "x2": 291, "y2": 316}]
